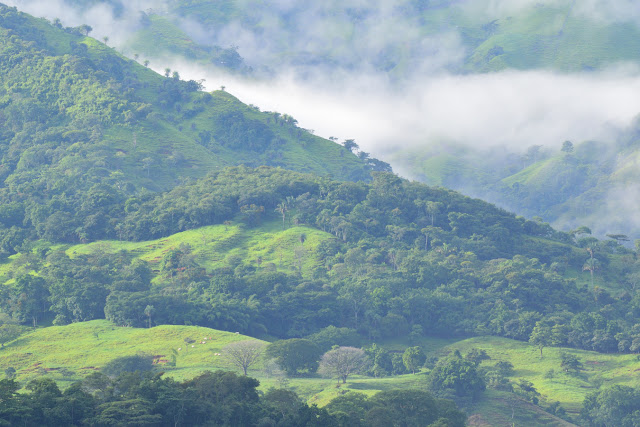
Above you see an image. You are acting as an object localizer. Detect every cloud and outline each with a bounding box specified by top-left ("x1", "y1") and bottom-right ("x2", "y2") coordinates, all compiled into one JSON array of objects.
[{"x1": 164, "y1": 59, "x2": 640, "y2": 159}]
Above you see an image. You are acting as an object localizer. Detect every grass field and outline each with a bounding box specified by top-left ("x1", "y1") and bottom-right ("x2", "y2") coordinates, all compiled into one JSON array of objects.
[
  {"x1": 66, "y1": 218, "x2": 331, "y2": 279},
  {"x1": 2, "y1": 319, "x2": 639, "y2": 425}
]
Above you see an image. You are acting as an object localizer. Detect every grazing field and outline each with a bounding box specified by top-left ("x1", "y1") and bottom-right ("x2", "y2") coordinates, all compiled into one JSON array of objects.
[
  {"x1": 2, "y1": 320, "x2": 639, "y2": 426},
  {"x1": 66, "y1": 219, "x2": 331, "y2": 278}
]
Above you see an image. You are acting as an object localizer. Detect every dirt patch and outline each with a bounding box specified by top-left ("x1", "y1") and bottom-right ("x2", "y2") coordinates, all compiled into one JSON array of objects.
[
  {"x1": 152, "y1": 355, "x2": 167, "y2": 364},
  {"x1": 467, "y1": 414, "x2": 492, "y2": 426}
]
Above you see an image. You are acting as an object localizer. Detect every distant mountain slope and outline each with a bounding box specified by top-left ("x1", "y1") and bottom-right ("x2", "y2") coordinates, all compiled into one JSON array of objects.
[
  {"x1": 392, "y1": 122, "x2": 640, "y2": 238},
  {"x1": 82, "y1": 0, "x2": 640, "y2": 75}
]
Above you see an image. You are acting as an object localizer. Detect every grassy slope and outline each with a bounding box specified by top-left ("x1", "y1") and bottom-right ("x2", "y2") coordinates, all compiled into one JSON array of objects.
[
  {"x1": 66, "y1": 218, "x2": 331, "y2": 278},
  {"x1": 89, "y1": 88, "x2": 366, "y2": 192},
  {"x1": 430, "y1": 336, "x2": 640, "y2": 420},
  {"x1": 4, "y1": 322, "x2": 637, "y2": 425},
  {"x1": 0, "y1": 320, "x2": 258, "y2": 386}
]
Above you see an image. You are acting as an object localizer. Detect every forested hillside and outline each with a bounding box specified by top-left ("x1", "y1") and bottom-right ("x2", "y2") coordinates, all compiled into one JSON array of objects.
[
  {"x1": 3, "y1": 3, "x2": 640, "y2": 426},
  {"x1": 1, "y1": 166, "x2": 638, "y2": 354},
  {"x1": 0, "y1": 3, "x2": 384, "y2": 246}
]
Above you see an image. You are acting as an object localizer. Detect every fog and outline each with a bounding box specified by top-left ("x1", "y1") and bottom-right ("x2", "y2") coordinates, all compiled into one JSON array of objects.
[{"x1": 163, "y1": 61, "x2": 640, "y2": 161}]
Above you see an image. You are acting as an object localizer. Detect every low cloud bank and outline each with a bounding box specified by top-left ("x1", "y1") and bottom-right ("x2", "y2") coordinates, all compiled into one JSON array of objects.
[{"x1": 166, "y1": 61, "x2": 640, "y2": 159}]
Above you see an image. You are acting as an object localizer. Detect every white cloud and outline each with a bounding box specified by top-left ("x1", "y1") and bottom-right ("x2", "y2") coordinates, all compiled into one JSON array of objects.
[{"x1": 164, "y1": 59, "x2": 640, "y2": 160}]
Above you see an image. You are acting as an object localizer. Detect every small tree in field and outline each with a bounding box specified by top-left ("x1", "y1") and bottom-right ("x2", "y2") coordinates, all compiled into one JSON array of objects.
[
  {"x1": 403, "y1": 346, "x2": 426, "y2": 374},
  {"x1": 222, "y1": 340, "x2": 266, "y2": 376},
  {"x1": 318, "y1": 346, "x2": 369, "y2": 383}
]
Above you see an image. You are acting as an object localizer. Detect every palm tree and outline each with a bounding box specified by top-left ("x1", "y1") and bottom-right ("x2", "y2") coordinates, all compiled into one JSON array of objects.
[
  {"x1": 275, "y1": 202, "x2": 287, "y2": 230},
  {"x1": 583, "y1": 258, "x2": 600, "y2": 286}
]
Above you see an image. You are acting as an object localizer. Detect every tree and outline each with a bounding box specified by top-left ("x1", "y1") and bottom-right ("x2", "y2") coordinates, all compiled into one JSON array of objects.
[
  {"x1": 0, "y1": 324, "x2": 22, "y2": 348},
  {"x1": 368, "y1": 390, "x2": 443, "y2": 427},
  {"x1": 428, "y1": 356, "x2": 486, "y2": 399},
  {"x1": 318, "y1": 346, "x2": 370, "y2": 383},
  {"x1": 102, "y1": 36, "x2": 109, "y2": 45},
  {"x1": 4, "y1": 367, "x2": 16, "y2": 379},
  {"x1": 561, "y1": 140, "x2": 574, "y2": 153},
  {"x1": 222, "y1": 340, "x2": 266, "y2": 376},
  {"x1": 560, "y1": 352, "x2": 583, "y2": 373},
  {"x1": 78, "y1": 24, "x2": 92, "y2": 36},
  {"x1": 9, "y1": 274, "x2": 49, "y2": 327},
  {"x1": 465, "y1": 348, "x2": 491, "y2": 365},
  {"x1": 164, "y1": 68, "x2": 171, "y2": 78},
  {"x1": 582, "y1": 385, "x2": 640, "y2": 427},
  {"x1": 606, "y1": 234, "x2": 630, "y2": 243},
  {"x1": 583, "y1": 258, "x2": 600, "y2": 286},
  {"x1": 342, "y1": 139, "x2": 359, "y2": 153},
  {"x1": 529, "y1": 322, "x2": 552, "y2": 357},
  {"x1": 265, "y1": 339, "x2": 322, "y2": 376},
  {"x1": 307, "y1": 326, "x2": 361, "y2": 352},
  {"x1": 571, "y1": 225, "x2": 592, "y2": 238},
  {"x1": 101, "y1": 354, "x2": 154, "y2": 377},
  {"x1": 426, "y1": 201, "x2": 445, "y2": 226},
  {"x1": 143, "y1": 305, "x2": 155, "y2": 328},
  {"x1": 142, "y1": 157, "x2": 153, "y2": 177},
  {"x1": 515, "y1": 379, "x2": 540, "y2": 404},
  {"x1": 143, "y1": 60, "x2": 150, "y2": 68},
  {"x1": 403, "y1": 346, "x2": 426, "y2": 374},
  {"x1": 275, "y1": 202, "x2": 288, "y2": 230}
]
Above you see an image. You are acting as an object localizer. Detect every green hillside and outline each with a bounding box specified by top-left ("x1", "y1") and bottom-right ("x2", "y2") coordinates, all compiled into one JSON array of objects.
[
  {"x1": 0, "y1": 3, "x2": 388, "y2": 247},
  {"x1": 0, "y1": 3, "x2": 375, "y2": 189},
  {"x1": 125, "y1": 14, "x2": 249, "y2": 73},
  {"x1": 4, "y1": 3, "x2": 640, "y2": 426}
]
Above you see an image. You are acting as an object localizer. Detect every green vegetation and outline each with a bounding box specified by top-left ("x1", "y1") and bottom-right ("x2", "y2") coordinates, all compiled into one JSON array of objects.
[
  {"x1": 4, "y1": 321, "x2": 640, "y2": 424},
  {"x1": 0, "y1": 4, "x2": 380, "y2": 247},
  {"x1": 3, "y1": 2, "x2": 640, "y2": 425}
]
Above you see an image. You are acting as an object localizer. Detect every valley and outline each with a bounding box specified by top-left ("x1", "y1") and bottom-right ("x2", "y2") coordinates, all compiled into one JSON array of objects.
[{"x1": 1, "y1": 1, "x2": 640, "y2": 426}]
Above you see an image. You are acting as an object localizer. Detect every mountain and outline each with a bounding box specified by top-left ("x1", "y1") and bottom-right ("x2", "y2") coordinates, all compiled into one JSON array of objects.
[
  {"x1": 20, "y1": 0, "x2": 640, "y2": 240},
  {"x1": 0, "y1": 3, "x2": 387, "y2": 247}
]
